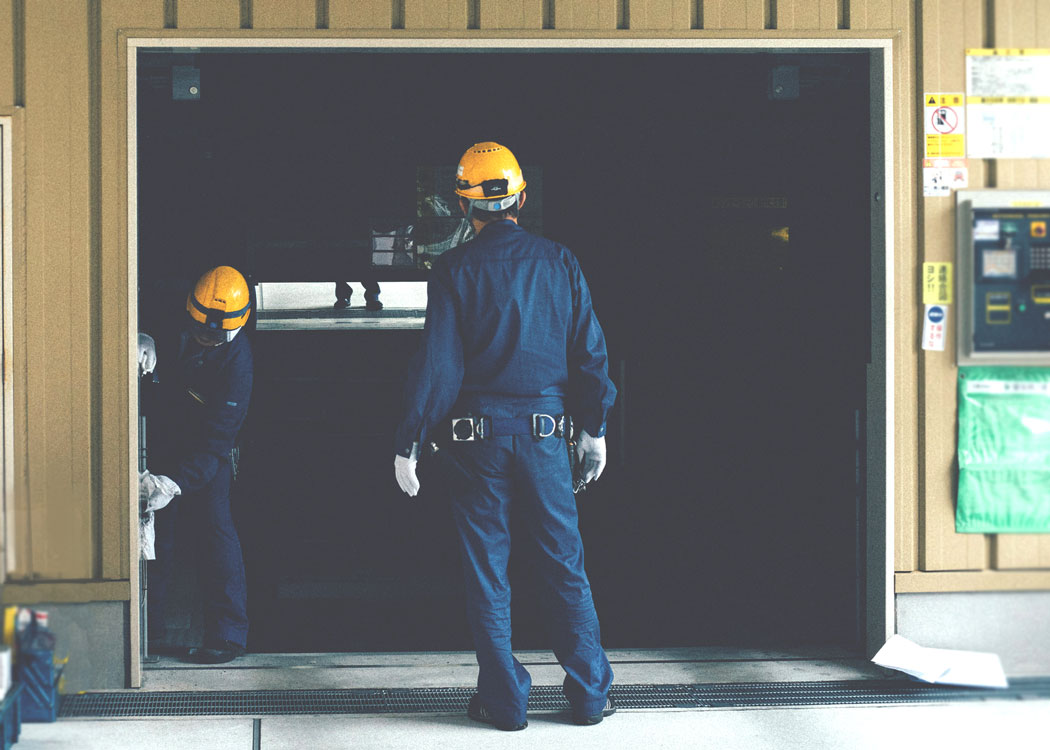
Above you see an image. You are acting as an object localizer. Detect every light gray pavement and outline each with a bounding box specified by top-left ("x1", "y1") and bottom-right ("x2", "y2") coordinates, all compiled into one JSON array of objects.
[
  {"x1": 17, "y1": 701, "x2": 1050, "y2": 749},
  {"x1": 14, "y1": 649, "x2": 1050, "y2": 749}
]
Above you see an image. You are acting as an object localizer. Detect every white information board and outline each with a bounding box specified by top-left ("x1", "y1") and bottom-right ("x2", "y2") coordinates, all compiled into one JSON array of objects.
[{"x1": 966, "y1": 49, "x2": 1050, "y2": 159}]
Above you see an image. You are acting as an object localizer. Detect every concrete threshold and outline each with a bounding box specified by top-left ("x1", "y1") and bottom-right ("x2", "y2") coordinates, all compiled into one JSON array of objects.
[{"x1": 140, "y1": 647, "x2": 888, "y2": 692}]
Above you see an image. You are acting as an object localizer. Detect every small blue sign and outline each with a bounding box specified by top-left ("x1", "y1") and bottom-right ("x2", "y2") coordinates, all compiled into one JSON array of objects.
[{"x1": 928, "y1": 305, "x2": 945, "y2": 323}]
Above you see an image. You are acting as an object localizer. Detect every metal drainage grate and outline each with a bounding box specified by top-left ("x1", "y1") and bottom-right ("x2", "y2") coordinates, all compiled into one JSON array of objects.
[{"x1": 59, "y1": 679, "x2": 1050, "y2": 719}]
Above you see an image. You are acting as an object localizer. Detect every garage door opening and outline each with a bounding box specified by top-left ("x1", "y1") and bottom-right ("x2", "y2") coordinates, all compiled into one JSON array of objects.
[{"x1": 133, "y1": 44, "x2": 889, "y2": 661}]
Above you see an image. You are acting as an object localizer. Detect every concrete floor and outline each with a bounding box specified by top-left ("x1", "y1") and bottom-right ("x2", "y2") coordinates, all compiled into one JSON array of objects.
[
  {"x1": 14, "y1": 649, "x2": 1049, "y2": 749},
  {"x1": 17, "y1": 701, "x2": 1050, "y2": 749}
]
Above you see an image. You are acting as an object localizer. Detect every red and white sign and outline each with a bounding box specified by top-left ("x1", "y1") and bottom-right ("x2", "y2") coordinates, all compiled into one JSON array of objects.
[{"x1": 922, "y1": 304, "x2": 947, "y2": 352}]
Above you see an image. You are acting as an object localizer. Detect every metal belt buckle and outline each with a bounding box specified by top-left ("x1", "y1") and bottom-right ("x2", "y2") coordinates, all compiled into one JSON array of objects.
[
  {"x1": 533, "y1": 413, "x2": 557, "y2": 439},
  {"x1": 452, "y1": 417, "x2": 478, "y2": 441}
]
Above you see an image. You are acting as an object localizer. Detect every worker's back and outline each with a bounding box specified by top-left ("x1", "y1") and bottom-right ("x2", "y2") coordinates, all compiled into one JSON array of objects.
[{"x1": 437, "y1": 219, "x2": 579, "y2": 402}]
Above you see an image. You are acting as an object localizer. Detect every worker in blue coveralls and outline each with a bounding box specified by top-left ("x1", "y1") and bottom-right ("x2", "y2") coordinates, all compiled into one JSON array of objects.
[
  {"x1": 393, "y1": 142, "x2": 618, "y2": 731},
  {"x1": 139, "y1": 265, "x2": 254, "y2": 665}
]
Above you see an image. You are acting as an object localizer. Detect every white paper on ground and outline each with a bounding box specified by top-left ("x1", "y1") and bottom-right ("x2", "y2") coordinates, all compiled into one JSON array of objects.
[{"x1": 872, "y1": 635, "x2": 1008, "y2": 689}]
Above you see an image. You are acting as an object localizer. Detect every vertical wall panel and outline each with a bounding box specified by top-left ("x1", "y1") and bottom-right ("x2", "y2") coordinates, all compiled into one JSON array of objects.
[
  {"x1": 703, "y1": 0, "x2": 765, "y2": 29},
  {"x1": 995, "y1": 535, "x2": 1050, "y2": 569},
  {"x1": 22, "y1": 1, "x2": 93, "y2": 578},
  {"x1": 918, "y1": 0, "x2": 987, "y2": 572},
  {"x1": 0, "y1": 0, "x2": 14, "y2": 107},
  {"x1": 993, "y1": 0, "x2": 1039, "y2": 45},
  {"x1": 777, "y1": 0, "x2": 839, "y2": 30},
  {"x1": 329, "y1": 0, "x2": 393, "y2": 28},
  {"x1": 630, "y1": 0, "x2": 692, "y2": 30},
  {"x1": 991, "y1": 1, "x2": 1050, "y2": 205},
  {"x1": 480, "y1": 0, "x2": 544, "y2": 29},
  {"x1": 990, "y1": 0, "x2": 1050, "y2": 570},
  {"x1": 405, "y1": 0, "x2": 469, "y2": 29},
  {"x1": 177, "y1": 0, "x2": 242, "y2": 28},
  {"x1": 554, "y1": 0, "x2": 618, "y2": 29},
  {"x1": 254, "y1": 0, "x2": 318, "y2": 29},
  {"x1": 849, "y1": 0, "x2": 894, "y2": 29},
  {"x1": 100, "y1": 0, "x2": 166, "y2": 582}
]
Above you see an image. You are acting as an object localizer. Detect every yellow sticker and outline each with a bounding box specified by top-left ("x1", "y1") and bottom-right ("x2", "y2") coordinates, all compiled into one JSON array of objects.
[
  {"x1": 926, "y1": 134, "x2": 965, "y2": 158},
  {"x1": 926, "y1": 94, "x2": 964, "y2": 106},
  {"x1": 967, "y1": 96, "x2": 1050, "y2": 104},
  {"x1": 966, "y1": 48, "x2": 1050, "y2": 56},
  {"x1": 923, "y1": 263, "x2": 953, "y2": 305}
]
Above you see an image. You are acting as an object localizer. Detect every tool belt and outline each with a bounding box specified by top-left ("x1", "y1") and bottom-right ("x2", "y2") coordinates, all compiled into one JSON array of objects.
[{"x1": 450, "y1": 413, "x2": 572, "y2": 441}]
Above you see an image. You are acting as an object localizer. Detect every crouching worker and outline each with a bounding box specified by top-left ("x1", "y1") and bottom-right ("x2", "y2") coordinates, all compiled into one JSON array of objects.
[
  {"x1": 140, "y1": 265, "x2": 254, "y2": 664},
  {"x1": 393, "y1": 142, "x2": 618, "y2": 730}
]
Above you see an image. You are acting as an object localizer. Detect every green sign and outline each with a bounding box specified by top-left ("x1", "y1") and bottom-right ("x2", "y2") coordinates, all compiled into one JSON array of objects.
[{"x1": 957, "y1": 367, "x2": 1050, "y2": 533}]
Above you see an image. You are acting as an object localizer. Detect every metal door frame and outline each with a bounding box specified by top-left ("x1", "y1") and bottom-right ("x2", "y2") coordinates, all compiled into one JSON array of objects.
[{"x1": 123, "y1": 34, "x2": 894, "y2": 687}]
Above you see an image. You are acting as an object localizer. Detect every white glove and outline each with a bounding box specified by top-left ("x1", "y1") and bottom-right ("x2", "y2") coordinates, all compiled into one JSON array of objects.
[
  {"x1": 140, "y1": 511, "x2": 156, "y2": 560},
  {"x1": 576, "y1": 430, "x2": 607, "y2": 484},
  {"x1": 138, "y1": 333, "x2": 157, "y2": 375},
  {"x1": 139, "y1": 471, "x2": 181, "y2": 513},
  {"x1": 394, "y1": 443, "x2": 420, "y2": 497}
]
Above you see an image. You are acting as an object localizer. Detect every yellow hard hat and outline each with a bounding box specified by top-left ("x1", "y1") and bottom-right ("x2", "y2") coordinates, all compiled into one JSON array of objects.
[
  {"x1": 186, "y1": 266, "x2": 251, "y2": 338},
  {"x1": 454, "y1": 142, "x2": 526, "y2": 212}
]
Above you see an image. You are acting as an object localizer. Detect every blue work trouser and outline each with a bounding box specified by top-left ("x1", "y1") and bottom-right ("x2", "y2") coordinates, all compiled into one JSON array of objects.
[
  {"x1": 148, "y1": 461, "x2": 249, "y2": 648},
  {"x1": 442, "y1": 398, "x2": 613, "y2": 726}
]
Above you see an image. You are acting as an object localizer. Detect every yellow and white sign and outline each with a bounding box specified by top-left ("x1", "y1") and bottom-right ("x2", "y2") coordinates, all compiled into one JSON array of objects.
[
  {"x1": 924, "y1": 93, "x2": 966, "y2": 158},
  {"x1": 923, "y1": 262, "x2": 953, "y2": 305},
  {"x1": 966, "y1": 49, "x2": 1050, "y2": 158}
]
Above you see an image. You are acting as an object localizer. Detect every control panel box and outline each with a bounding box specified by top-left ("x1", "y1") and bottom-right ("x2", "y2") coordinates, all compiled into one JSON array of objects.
[{"x1": 957, "y1": 190, "x2": 1050, "y2": 365}]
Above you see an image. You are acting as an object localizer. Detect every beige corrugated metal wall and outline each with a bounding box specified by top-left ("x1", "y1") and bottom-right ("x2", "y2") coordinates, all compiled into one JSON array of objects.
[{"x1": 0, "y1": 0, "x2": 1047, "y2": 607}]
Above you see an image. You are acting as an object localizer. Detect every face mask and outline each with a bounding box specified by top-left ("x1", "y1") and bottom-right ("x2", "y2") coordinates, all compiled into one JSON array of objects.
[{"x1": 191, "y1": 324, "x2": 239, "y2": 347}]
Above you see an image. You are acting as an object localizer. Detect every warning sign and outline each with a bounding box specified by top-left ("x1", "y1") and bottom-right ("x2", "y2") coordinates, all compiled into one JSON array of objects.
[
  {"x1": 924, "y1": 92, "x2": 966, "y2": 158},
  {"x1": 922, "y1": 304, "x2": 947, "y2": 352},
  {"x1": 923, "y1": 158, "x2": 968, "y2": 196}
]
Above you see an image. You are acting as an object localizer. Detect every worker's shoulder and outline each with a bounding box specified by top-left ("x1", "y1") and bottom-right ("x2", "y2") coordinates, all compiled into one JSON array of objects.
[
  {"x1": 222, "y1": 332, "x2": 254, "y2": 368},
  {"x1": 513, "y1": 225, "x2": 579, "y2": 266},
  {"x1": 459, "y1": 224, "x2": 574, "y2": 265}
]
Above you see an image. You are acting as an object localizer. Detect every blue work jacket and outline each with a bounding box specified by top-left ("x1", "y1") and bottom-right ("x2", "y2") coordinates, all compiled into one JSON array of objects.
[
  {"x1": 395, "y1": 220, "x2": 616, "y2": 457},
  {"x1": 145, "y1": 329, "x2": 253, "y2": 493}
]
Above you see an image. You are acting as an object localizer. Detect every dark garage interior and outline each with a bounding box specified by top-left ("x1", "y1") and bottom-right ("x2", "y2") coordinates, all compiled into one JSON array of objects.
[{"x1": 136, "y1": 48, "x2": 872, "y2": 654}]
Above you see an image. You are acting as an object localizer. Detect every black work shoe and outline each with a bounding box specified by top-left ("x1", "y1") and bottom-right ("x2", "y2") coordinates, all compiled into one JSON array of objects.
[
  {"x1": 333, "y1": 297, "x2": 352, "y2": 309},
  {"x1": 185, "y1": 639, "x2": 246, "y2": 665},
  {"x1": 573, "y1": 696, "x2": 617, "y2": 726},
  {"x1": 364, "y1": 295, "x2": 383, "y2": 312},
  {"x1": 467, "y1": 694, "x2": 527, "y2": 731}
]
